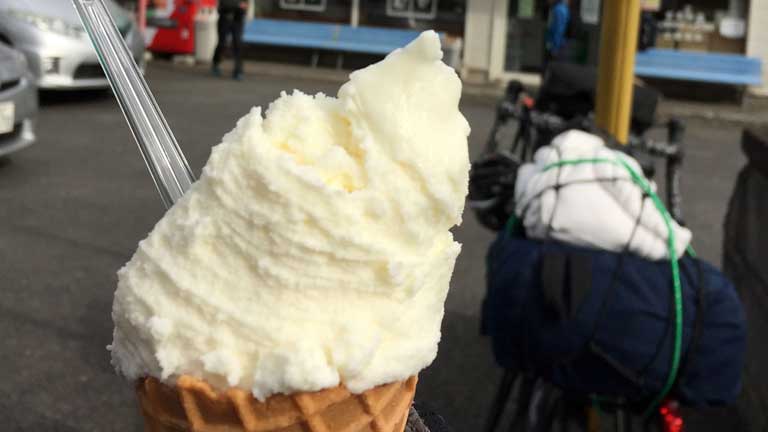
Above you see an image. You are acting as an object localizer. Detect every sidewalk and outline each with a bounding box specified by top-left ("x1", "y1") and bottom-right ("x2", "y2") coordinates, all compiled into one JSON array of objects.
[
  {"x1": 211, "y1": 59, "x2": 768, "y2": 126},
  {"x1": 657, "y1": 97, "x2": 768, "y2": 126}
]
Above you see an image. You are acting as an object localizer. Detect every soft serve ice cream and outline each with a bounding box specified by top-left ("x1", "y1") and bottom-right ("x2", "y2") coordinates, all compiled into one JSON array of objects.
[{"x1": 110, "y1": 31, "x2": 470, "y2": 400}]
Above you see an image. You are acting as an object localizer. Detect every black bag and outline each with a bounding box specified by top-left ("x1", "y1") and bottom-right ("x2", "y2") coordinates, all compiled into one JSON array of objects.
[
  {"x1": 724, "y1": 128, "x2": 768, "y2": 430},
  {"x1": 483, "y1": 235, "x2": 746, "y2": 406}
]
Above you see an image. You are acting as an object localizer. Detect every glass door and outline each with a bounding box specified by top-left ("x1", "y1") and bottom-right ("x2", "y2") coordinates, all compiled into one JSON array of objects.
[
  {"x1": 504, "y1": 0, "x2": 549, "y2": 73},
  {"x1": 358, "y1": 0, "x2": 467, "y2": 36},
  {"x1": 258, "y1": 0, "x2": 352, "y2": 23}
]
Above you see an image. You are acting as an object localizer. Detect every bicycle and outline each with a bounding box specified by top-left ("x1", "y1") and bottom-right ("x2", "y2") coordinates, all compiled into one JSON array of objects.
[{"x1": 473, "y1": 64, "x2": 691, "y2": 432}]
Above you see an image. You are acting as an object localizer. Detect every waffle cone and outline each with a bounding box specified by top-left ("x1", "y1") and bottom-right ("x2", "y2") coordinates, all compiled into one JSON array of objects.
[{"x1": 136, "y1": 375, "x2": 418, "y2": 432}]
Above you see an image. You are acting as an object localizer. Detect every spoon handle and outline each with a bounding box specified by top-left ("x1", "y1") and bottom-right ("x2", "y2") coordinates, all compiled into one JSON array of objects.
[{"x1": 73, "y1": 0, "x2": 195, "y2": 208}]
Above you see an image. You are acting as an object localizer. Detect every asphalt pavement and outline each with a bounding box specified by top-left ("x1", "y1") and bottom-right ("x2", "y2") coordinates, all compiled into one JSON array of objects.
[{"x1": 0, "y1": 60, "x2": 748, "y2": 431}]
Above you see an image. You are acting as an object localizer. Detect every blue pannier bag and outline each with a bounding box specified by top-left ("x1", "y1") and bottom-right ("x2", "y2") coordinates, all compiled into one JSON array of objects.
[{"x1": 482, "y1": 235, "x2": 746, "y2": 406}]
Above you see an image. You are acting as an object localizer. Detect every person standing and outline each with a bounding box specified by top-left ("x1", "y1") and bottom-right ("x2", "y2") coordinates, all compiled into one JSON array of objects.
[
  {"x1": 545, "y1": 0, "x2": 571, "y2": 67},
  {"x1": 212, "y1": 0, "x2": 247, "y2": 80}
]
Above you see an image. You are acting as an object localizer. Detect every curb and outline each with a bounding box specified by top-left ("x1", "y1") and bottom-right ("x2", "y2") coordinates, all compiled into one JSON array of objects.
[
  {"x1": 657, "y1": 104, "x2": 768, "y2": 126},
  {"x1": 180, "y1": 58, "x2": 508, "y2": 102},
  {"x1": 164, "y1": 59, "x2": 766, "y2": 126}
]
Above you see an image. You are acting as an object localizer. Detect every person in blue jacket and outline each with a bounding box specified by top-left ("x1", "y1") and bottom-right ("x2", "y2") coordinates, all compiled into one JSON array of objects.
[{"x1": 545, "y1": 0, "x2": 571, "y2": 66}]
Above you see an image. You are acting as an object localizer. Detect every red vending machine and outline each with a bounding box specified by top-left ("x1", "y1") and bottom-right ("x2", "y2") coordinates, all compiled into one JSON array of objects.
[{"x1": 144, "y1": 0, "x2": 218, "y2": 55}]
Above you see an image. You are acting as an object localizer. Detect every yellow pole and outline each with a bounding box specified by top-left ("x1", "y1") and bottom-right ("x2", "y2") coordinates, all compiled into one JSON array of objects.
[{"x1": 594, "y1": 0, "x2": 641, "y2": 144}]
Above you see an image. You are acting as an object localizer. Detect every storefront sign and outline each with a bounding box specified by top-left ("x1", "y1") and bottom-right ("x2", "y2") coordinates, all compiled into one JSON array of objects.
[
  {"x1": 581, "y1": 0, "x2": 600, "y2": 24},
  {"x1": 386, "y1": 0, "x2": 438, "y2": 20},
  {"x1": 279, "y1": 0, "x2": 327, "y2": 12}
]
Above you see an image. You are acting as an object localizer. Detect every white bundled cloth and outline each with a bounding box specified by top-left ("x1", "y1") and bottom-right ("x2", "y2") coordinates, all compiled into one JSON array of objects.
[{"x1": 514, "y1": 130, "x2": 692, "y2": 260}]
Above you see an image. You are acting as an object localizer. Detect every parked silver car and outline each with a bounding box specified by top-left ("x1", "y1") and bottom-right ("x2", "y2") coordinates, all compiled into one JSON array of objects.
[
  {"x1": 0, "y1": 42, "x2": 36, "y2": 157},
  {"x1": 0, "y1": 0, "x2": 144, "y2": 90}
]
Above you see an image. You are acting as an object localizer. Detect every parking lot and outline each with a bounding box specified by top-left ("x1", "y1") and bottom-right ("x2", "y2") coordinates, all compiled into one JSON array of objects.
[{"x1": 0, "y1": 60, "x2": 747, "y2": 431}]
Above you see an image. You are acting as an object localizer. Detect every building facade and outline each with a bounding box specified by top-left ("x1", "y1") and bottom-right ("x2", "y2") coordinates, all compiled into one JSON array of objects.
[
  {"x1": 124, "y1": 0, "x2": 767, "y2": 94},
  {"x1": 462, "y1": 0, "x2": 768, "y2": 95}
]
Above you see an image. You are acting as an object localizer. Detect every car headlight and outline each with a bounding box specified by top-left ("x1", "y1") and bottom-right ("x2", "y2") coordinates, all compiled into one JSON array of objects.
[{"x1": 6, "y1": 9, "x2": 86, "y2": 39}]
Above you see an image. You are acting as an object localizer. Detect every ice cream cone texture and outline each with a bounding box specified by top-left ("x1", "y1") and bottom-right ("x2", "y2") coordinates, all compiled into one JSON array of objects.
[
  {"x1": 109, "y1": 30, "x2": 470, "y2": 421},
  {"x1": 137, "y1": 375, "x2": 417, "y2": 432}
]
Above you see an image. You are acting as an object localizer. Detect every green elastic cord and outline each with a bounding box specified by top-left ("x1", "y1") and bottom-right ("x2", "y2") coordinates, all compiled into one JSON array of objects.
[
  {"x1": 591, "y1": 395, "x2": 604, "y2": 415},
  {"x1": 542, "y1": 156, "x2": 683, "y2": 418},
  {"x1": 504, "y1": 213, "x2": 519, "y2": 238}
]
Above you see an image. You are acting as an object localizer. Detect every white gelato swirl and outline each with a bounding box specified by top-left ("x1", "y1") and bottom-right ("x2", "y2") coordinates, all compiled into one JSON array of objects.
[{"x1": 109, "y1": 31, "x2": 470, "y2": 400}]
